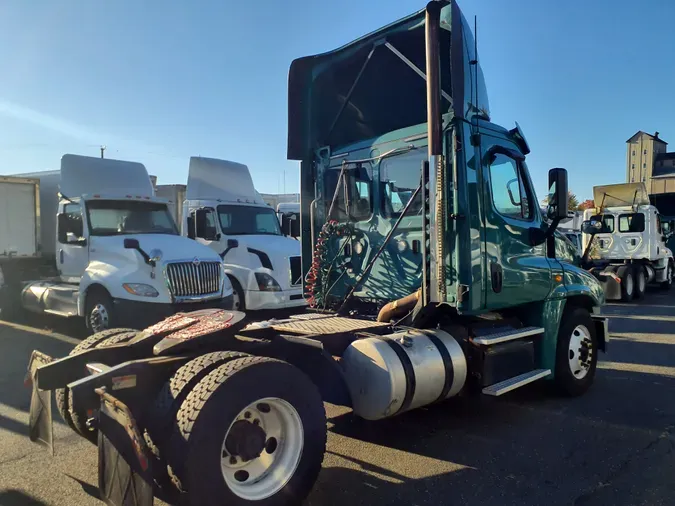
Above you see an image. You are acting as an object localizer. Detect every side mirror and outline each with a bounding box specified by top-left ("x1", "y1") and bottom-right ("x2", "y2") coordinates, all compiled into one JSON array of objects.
[
  {"x1": 227, "y1": 239, "x2": 239, "y2": 249},
  {"x1": 581, "y1": 220, "x2": 602, "y2": 235},
  {"x1": 124, "y1": 238, "x2": 140, "y2": 250},
  {"x1": 546, "y1": 168, "x2": 568, "y2": 220}
]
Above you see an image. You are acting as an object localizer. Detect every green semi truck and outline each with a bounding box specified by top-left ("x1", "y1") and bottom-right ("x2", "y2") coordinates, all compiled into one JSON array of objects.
[{"x1": 26, "y1": 2, "x2": 608, "y2": 505}]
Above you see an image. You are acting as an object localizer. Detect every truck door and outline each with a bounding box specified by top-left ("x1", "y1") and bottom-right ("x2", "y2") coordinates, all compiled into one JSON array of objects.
[
  {"x1": 480, "y1": 137, "x2": 551, "y2": 309},
  {"x1": 190, "y1": 208, "x2": 221, "y2": 252},
  {"x1": 57, "y1": 202, "x2": 89, "y2": 281}
]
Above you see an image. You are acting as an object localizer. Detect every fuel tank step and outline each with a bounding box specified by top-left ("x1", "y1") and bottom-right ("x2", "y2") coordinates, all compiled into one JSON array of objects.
[
  {"x1": 482, "y1": 368, "x2": 551, "y2": 396},
  {"x1": 472, "y1": 326, "x2": 544, "y2": 346}
]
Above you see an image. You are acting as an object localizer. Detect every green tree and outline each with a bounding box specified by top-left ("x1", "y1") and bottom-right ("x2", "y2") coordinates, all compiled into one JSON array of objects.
[{"x1": 542, "y1": 191, "x2": 580, "y2": 211}]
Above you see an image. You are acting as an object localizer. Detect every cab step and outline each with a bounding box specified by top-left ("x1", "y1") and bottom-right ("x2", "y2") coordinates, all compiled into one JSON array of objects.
[
  {"x1": 482, "y1": 369, "x2": 551, "y2": 396},
  {"x1": 472, "y1": 326, "x2": 544, "y2": 346}
]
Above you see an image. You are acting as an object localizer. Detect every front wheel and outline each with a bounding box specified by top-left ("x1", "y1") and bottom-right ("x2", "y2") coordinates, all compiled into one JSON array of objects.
[
  {"x1": 167, "y1": 356, "x2": 326, "y2": 506},
  {"x1": 554, "y1": 306, "x2": 598, "y2": 396},
  {"x1": 85, "y1": 289, "x2": 116, "y2": 334},
  {"x1": 618, "y1": 266, "x2": 634, "y2": 302},
  {"x1": 661, "y1": 262, "x2": 673, "y2": 290}
]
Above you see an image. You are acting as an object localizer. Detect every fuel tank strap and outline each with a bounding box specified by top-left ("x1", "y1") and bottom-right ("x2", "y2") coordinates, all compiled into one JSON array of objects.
[
  {"x1": 375, "y1": 336, "x2": 416, "y2": 415},
  {"x1": 424, "y1": 332, "x2": 455, "y2": 403}
]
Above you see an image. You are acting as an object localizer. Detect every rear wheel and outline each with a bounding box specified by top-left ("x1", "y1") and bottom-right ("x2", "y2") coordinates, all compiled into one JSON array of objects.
[
  {"x1": 661, "y1": 262, "x2": 673, "y2": 290},
  {"x1": 633, "y1": 265, "x2": 646, "y2": 299},
  {"x1": 554, "y1": 306, "x2": 598, "y2": 396},
  {"x1": 55, "y1": 328, "x2": 136, "y2": 431},
  {"x1": 618, "y1": 266, "x2": 634, "y2": 301},
  {"x1": 166, "y1": 356, "x2": 326, "y2": 506},
  {"x1": 145, "y1": 351, "x2": 251, "y2": 458}
]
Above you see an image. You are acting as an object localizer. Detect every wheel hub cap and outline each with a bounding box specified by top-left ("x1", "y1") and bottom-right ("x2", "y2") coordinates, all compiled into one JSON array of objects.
[
  {"x1": 220, "y1": 397, "x2": 304, "y2": 501},
  {"x1": 90, "y1": 304, "x2": 109, "y2": 332},
  {"x1": 226, "y1": 420, "x2": 267, "y2": 462},
  {"x1": 568, "y1": 325, "x2": 593, "y2": 379}
]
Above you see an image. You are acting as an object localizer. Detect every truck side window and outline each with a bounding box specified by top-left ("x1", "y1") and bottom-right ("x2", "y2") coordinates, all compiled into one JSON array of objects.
[
  {"x1": 380, "y1": 150, "x2": 426, "y2": 217},
  {"x1": 619, "y1": 213, "x2": 645, "y2": 233},
  {"x1": 324, "y1": 167, "x2": 372, "y2": 222},
  {"x1": 196, "y1": 209, "x2": 218, "y2": 240},
  {"x1": 488, "y1": 154, "x2": 531, "y2": 220},
  {"x1": 58, "y1": 203, "x2": 83, "y2": 243}
]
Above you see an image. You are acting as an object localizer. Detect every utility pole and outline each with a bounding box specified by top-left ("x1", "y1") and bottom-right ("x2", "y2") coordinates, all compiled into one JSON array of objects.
[{"x1": 100, "y1": 145, "x2": 106, "y2": 159}]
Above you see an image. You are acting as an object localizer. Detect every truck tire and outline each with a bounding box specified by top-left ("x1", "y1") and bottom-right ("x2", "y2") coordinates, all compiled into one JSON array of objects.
[
  {"x1": 85, "y1": 288, "x2": 116, "y2": 334},
  {"x1": 166, "y1": 356, "x2": 326, "y2": 506},
  {"x1": 145, "y1": 351, "x2": 251, "y2": 458},
  {"x1": 227, "y1": 275, "x2": 246, "y2": 311},
  {"x1": 55, "y1": 327, "x2": 137, "y2": 431},
  {"x1": 661, "y1": 262, "x2": 673, "y2": 290},
  {"x1": 554, "y1": 306, "x2": 598, "y2": 396},
  {"x1": 633, "y1": 265, "x2": 646, "y2": 299},
  {"x1": 617, "y1": 265, "x2": 634, "y2": 301}
]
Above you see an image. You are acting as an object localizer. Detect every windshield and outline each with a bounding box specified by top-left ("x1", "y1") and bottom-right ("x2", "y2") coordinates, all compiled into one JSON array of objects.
[
  {"x1": 217, "y1": 205, "x2": 281, "y2": 236},
  {"x1": 86, "y1": 200, "x2": 178, "y2": 236}
]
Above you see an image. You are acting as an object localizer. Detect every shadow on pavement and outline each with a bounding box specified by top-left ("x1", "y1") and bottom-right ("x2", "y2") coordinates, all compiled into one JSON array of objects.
[
  {"x1": 0, "y1": 490, "x2": 49, "y2": 506},
  {"x1": 0, "y1": 321, "x2": 76, "y2": 414}
]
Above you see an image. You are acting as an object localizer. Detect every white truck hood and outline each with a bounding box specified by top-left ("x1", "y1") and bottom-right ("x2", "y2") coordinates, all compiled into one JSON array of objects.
[{"x1": 91, "y1": 234, "x2": 222, "y2": 264}]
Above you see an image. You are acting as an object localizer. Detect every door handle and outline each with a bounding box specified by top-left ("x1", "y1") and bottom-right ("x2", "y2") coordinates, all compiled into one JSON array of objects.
[
  {"x1": 59, "y1": 249, "x2": 64, "y2": 264},
  {"x1": 490, "y1": 262, "x2": 503, "y2": 293}
]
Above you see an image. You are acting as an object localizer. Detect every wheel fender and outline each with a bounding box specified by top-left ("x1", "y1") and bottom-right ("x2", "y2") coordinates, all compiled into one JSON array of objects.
[{"x1": 269, "y1": 338, "x2": 352, "y2": 408}]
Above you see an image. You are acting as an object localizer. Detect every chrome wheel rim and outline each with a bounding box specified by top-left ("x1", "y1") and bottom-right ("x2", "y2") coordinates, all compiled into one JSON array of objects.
[
  {"x1": 89, "y1": 303, "x2": 110, "y2": 332},
  {"x1": 221, "y1": 397, "x2": 304, "y2": 500},
  {"x1": 568, "y1": 324, "x2": 593, "y2": 379},
  {"x1": 625, "y1": 273, "x2": 634, "y2": 295},
  {"x1": 638, "y1": 270, "x2": 646, "y2": 292}
]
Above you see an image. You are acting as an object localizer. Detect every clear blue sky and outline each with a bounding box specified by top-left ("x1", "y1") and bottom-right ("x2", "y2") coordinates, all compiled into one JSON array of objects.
[{"x1": 1, "y1": 0, "x2": 674, "y2": 201}]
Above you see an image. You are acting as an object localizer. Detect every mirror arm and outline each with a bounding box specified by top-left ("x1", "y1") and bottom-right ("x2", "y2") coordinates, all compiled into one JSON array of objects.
[{"x1": 133, "y1": 246, "x2": 154, "y2": 266}]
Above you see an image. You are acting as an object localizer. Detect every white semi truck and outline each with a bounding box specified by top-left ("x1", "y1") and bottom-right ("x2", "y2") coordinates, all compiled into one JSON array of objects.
[
  {"x1": 0, "y1": 154, "x2": 233, "y2": 332},
  {"x1": 581, "y1": 182, "x2": 674, "y2": 300},
  {"x1": 182, "y1": 156, "x2": 305, "y2": 311}
]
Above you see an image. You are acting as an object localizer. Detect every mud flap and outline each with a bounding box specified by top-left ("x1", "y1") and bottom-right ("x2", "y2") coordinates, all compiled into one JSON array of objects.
[
  {"x1": 97, "y1": 388, "x2": 153, "y2": 506},
  {"x1": 26, "y1": 351, "x2": 54, "y2": 455}
]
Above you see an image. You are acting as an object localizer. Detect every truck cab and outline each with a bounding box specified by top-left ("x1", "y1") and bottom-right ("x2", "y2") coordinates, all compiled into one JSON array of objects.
[
  {"x1": 581, "y1": 183, "x2": 674, "y2": 300},
  {"x1": 182, "y1": 157, "x2": 305, "y2": 311},
  {"x1": 289, "y1": 1, "x2": 607, "y2": 389},
  {"x1": 18, "y1": 155, "x2": 233, "y2": 333}
]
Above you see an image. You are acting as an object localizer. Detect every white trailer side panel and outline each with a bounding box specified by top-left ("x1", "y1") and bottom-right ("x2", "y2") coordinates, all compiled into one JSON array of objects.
[{"x1": 0, "y1": 177, "x2": 39, "y2": 257}]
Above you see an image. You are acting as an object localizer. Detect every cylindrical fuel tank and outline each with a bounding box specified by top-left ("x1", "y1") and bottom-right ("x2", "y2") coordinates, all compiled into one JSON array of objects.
[{"x1": 341, "y1": 328, "x2": 467, "y2": 420}]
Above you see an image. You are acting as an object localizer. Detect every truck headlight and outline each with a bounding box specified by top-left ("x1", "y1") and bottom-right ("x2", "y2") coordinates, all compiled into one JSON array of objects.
[
  {"x1": 255, "y1": 273, "x2": 281, "y2": 292},
  {"x1": 123, "y1": 283, "x2": 160, "y2": 297}
]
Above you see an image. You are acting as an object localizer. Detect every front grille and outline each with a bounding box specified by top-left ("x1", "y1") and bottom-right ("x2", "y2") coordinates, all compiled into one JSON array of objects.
[
  {"x1": 166, "y1": 261, "x2": 221, "y2": 298},
  {"x1": 290, "y1": 256, "x2": 302, "y2": 285}
]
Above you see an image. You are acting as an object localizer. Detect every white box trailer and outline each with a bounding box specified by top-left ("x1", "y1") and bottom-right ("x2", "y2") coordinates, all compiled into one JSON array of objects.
[
  {"x1": 155, "y1": 184, "x2": 186, "y2": 227},
  {"x1": 0, "y1": 176, "x2": 40, "y2": 258}
]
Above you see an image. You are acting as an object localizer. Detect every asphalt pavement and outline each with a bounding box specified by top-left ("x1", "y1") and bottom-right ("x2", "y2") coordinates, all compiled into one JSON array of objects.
[{"x1": 2, "y1": 292, "x2": 675, "y2": 506}]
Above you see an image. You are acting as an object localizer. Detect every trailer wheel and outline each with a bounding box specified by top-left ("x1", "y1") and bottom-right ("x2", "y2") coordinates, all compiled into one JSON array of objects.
[
  {"x1": 661, "y1": 262, "x2": 673, "y2": 290},
  {"x1": 55, "y1": 327, "x2": 136, "y2": 431},
  {"x1": 554, "y1": 306, "x2": 598, "y2": 396},
  {"x1": 633, "y1": 266, "x2": 646, "y2": 299},
  {"x1": 67, "y1": 330, "x2": 139, "y2": 443},
  {"x1": 167, "y1": 356, "x2": 326, "y2": 506},
  {"x1": 617, "y1": 266, "x2": 634, "y2": 301},
  {"x1": 85, "y1": 288, "x2": 116, "y2": 334},
  {"x1": 146, "y1": 351, "x2": 251, "y2": 458}
]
